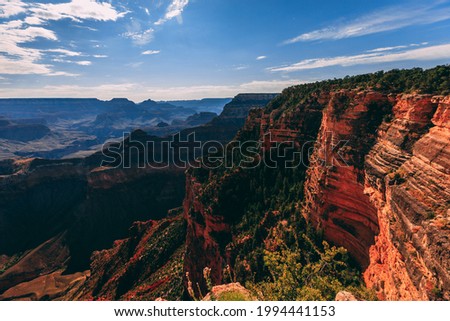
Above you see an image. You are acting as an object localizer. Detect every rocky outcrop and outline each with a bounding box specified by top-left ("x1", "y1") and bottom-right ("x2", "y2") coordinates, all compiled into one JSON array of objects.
[
  {"x1": 202, "y1": 283, "x2": 255, "y2": 301},
  {"x1": 183, "y1": 173, "x2": 231, "y2": 293},
  {"x1": 335, "y1": 291, "x2": 358, "y2": 301}
]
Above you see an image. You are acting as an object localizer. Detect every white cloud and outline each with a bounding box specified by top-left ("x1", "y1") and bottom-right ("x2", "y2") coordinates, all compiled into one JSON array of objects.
[
  {"x1": 46, "y1": 71, "x2": 79, "y2": 77},
  {"x1": 30, "y1": 0, "x2": 127, "y2": 23},
  {"x1": 284, "y1": 2, "x2": 450, "y2": 44},
  {"x1": 142, "y1": 50, "x2": 160, "y2": 55},
  {"x1": 93, "y1": 54, "x2": 107, "y2": 58},
  {"x1": 0, "y1": 0, "x2": 27, "y2": 18},
  {"x1": 52, "y1": 58, "x2": 92, "y2": 66},
  {"x1": 269, "y1": 43, "x2": 450, "y2": 72},
  {"x1": 46, "y1": 48, "x2": 82, "y2": 56},
  {"x1": 257, "y1": 56, "x2": 267, "y2": 60},
  {"x1": 234, "y1": 65, "x2": 249, "y2": 71},
  {"x1": 367, "y1": 45, "x2": 409, "y2": 53},
  {"x1": 122, "y1": 28, "x2": 154, "y2": 45},
  {"x1": 122, "y1": 20, "x2": 154, "y2": 45},
  {"x1": 366, "y1": 42, "x2": 431, "y2": 53},
  {"x1": 73, "y1": 25, "x2": 98, "y2": 31},
  {"x1": 24, "y1": 16, "x2": 44, "y2": 25},
  {"x1": 76, "y1": 60, "x2": 91, "y2": 66},
  {"x1": 0, "y1": 20, "x2": 58, "y2": 75},
  {"x1": 155, "y1": 0, "x2": 189, "y2": 25}
]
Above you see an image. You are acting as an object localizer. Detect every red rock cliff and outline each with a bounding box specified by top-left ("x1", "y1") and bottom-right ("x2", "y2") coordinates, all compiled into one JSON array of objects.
[
  {"x1": 183, "y1": 90, "x2": 450, "y2": 300},
  {"x1": 303, "y1": 92, "x2": 449, "y2": 300}
]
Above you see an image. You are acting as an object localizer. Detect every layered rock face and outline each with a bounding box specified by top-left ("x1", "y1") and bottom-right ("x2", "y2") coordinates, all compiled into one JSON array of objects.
[
  {"x1": 303, "y1": 90, "x2": 390, "y2": 269},
  {"x1": 183, "y1": 88, "x2": 450, "y2": 300},
  {"x1": 301, "y1": 92, "x2": 449, "y2": 300},
  {"x1": 363, "y1": 95, "x2": 450, "y2": 300}
]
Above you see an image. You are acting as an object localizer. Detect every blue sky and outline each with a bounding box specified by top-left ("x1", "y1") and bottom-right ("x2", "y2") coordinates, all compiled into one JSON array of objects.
[{"x1": 1, "y1": 0, "x2": 450, "y2": 101}]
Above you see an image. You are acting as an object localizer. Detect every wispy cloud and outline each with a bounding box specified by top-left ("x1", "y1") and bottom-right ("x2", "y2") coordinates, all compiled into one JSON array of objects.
[
  {"x1": 366, "y1": 42, "x2": 428, "y2": 53},
  {"x1": 0, "y1": 0, "x2": 27, "y2": 18},
  {"x1": 155, "y1": 0, "x2": 189, "y2": 25},
  {"x1": 93, "y1": 54, "x2": 108, "y2": 58},
  {"x1": 269, "y1": 43, "x2": 450, "y2": 72},
  {"x1": 122, "y1": 20, "x2": 154, "y2": 45},
  {"x1": 53, "y1": 58, "x2": 91, "y2": 66},
  {"x1": 76, "y1": 60, "x2": 91, "y2": 66},
  {"x1": 257, "y1": 56, "x2": 267, "y2": 60},
  {"x1": 30, "y1": 0, "x2": 127, "y2": 23},
  {"x1": 46, "y1": 48, "x2": 82, "y2": 56},
  {"x1": 126, "y1": 61, "x2": 144, "y2": 68},
  {"x1": 234, "y1": 65, "x2": 249, "y2": 71},
  {"x1": 284, "y1": 2, "x2": 450, "y2": 44},
  {"x1": 122, "y1": 28, "x2": 154, "y2": 45},
  {"x1": 142, "y1": 50, "x2": 160, "y2": 55}
]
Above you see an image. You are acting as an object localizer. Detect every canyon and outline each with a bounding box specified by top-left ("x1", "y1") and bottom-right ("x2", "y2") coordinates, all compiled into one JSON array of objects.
[
  {"x1": 0, "y1": 67, "x2": 449, "y2": 301},
  {"x1": 0, "y1": 93, "x2": 275, "y2": 300},
  {"x1": 181, "y1": 67, "x2": 450, "y2": 300}
]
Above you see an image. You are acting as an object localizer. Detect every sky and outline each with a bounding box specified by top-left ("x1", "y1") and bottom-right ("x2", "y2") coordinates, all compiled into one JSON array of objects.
[{"x1": 0, "y1": 0, "x2": 450, "y2": 101}]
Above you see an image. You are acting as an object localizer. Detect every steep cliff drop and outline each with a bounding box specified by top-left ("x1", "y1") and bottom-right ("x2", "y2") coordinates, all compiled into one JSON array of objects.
[
  {"x1": 304, "y1": 92, "x2": 450, "y2": 300},
  {"x1": 363, "y1": 95, "x2": 450, "y2": 300}
]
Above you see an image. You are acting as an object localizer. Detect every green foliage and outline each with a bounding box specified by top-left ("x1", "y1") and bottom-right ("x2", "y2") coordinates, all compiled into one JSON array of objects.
[
  {"x1": 265, "y1": 65, "x2": 450, "y2": 114},
  {"x1": 431, "y1": 286, "x2": 444, "y2": 300},
  {"x1": 216, "y1": 290, "x2": 250, "y2": 301},
  {"x1": 246, "y1": 235, "x2": 374, "y2": 301}
]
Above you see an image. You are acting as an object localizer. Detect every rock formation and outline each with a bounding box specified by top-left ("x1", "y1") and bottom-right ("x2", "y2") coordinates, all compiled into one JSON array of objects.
[{"x1": 182, "y1": 67, "x2": 450, "y2": 300}]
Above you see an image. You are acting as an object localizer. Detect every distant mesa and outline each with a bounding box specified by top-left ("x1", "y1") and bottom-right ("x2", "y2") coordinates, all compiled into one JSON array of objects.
[{"x1": 0, "y1": 116, "x2": 51, "y2": 142}]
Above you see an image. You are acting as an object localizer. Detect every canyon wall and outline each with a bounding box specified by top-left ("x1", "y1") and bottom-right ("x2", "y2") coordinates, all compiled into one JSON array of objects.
[
  {"x1": 183, "y1": 89, "x2": 450, "y2": 300},
  {"x1": 363, "y1": 95, "x2": 450, "y2": 300}
]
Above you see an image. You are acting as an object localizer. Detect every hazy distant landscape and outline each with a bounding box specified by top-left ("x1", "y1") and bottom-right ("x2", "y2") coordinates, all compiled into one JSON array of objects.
[
  {"x1": 1, "y1": 0, "x2": 449, "y2": 305},
  {"x1": 0, "y1": 98, "x2": 231, "y2": 159}
]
